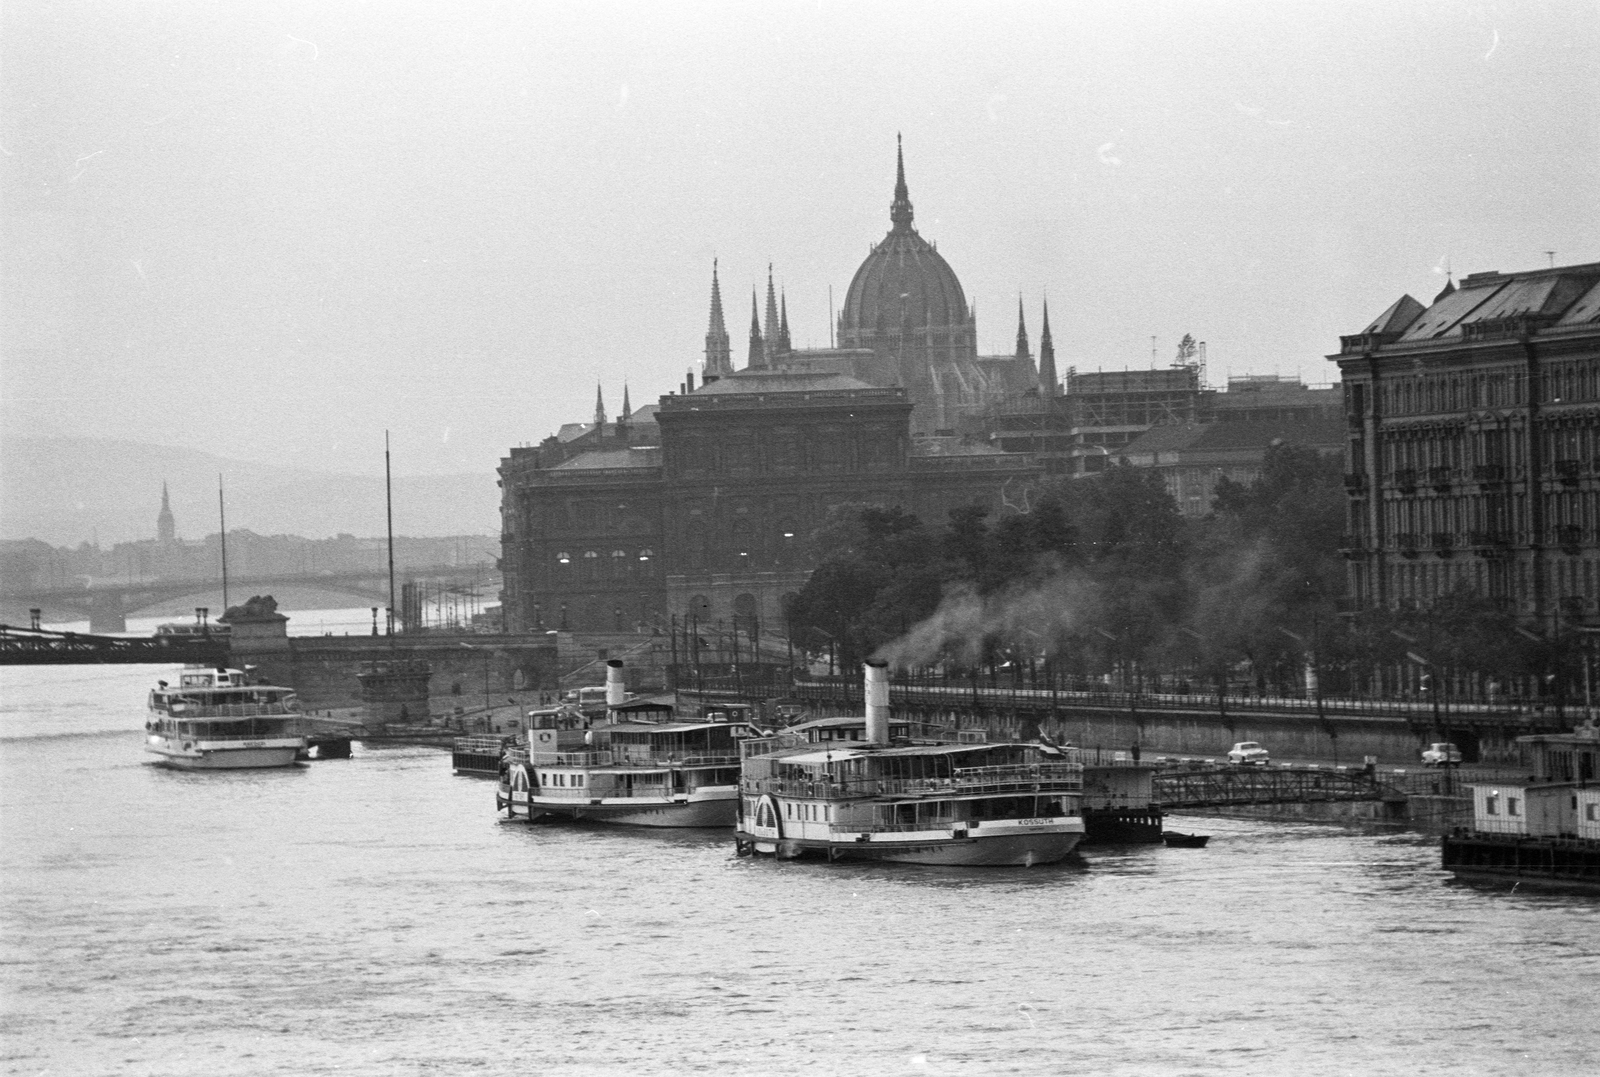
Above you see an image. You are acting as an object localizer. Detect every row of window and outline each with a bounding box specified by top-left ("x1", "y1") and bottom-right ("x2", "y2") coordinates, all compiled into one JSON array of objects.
[
  {"x1": 1365, "y1": 420, "x2": 1599, "y2": 476},
  {"x1": 1360, "y1": 558, "x2": 1600, "y2": 606},
  {"x1": 1370, "y1": 491, "x2": 1600, "y2": 540},
  {"x1": 1354, "y1": 360, "x2": 1600, "y2": 418}
]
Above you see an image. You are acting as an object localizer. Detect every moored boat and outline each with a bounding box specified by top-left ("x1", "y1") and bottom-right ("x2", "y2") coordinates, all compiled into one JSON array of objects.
[
  {"x1": 1442, "y1": 722, "x2": 1600, "y2": 892},
  {"x1": 734, "y1": 662, "x2": 1085, "y2": 866},
  {"x1": 496, "y1": 661, "x2": 747, "y2": 827},
  {"x1": 145, "y1": 666, "x2": 306, "y2": 770}
]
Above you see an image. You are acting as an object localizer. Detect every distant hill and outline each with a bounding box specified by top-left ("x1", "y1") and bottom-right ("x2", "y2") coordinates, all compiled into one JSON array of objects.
[{"x1": 1, "y1": 436, "x2": 500, "y2": 545}]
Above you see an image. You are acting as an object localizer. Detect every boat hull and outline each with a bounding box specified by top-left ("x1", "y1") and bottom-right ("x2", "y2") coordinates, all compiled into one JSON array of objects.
[
  {"x1": 738, "y1": 827, "x2": 1083, "y2": 866},
  {"x1": 145, "y1": 738, "x2": 302, "y2": 770},
  {"x1": 504, "y1": 789, "x2": 737, "y2": 828}
]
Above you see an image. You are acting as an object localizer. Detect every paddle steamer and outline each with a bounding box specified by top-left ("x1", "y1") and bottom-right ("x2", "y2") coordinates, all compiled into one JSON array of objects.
[{"x1": 735, "y1": 663, "x2": 1084, "y2": 866}]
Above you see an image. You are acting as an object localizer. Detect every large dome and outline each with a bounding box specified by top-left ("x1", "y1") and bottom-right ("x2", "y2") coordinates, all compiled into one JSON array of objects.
[{"x1": 838, "y1": 145, "x2": 969, "y2": 337}]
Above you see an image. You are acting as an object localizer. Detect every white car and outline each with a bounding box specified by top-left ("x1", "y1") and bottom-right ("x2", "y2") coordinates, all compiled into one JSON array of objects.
[
  {"x1": 1421, "y1": 742, "x2": 1462, "y2": 767},
  {"x1": 1227, "y1": 741, "x2": 1270, "y2": 765}
]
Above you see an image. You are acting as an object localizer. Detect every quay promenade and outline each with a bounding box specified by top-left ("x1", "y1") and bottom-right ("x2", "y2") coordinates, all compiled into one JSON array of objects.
[{"x1": 762, "y1": 672, "x2": 1581, "y2": 766}]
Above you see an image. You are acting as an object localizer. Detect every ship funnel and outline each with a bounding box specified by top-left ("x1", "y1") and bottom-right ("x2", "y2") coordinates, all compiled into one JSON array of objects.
[
  {"x1": 605, "y1": 660, "x2": 627, "y2": 707},
  {"x1": 864, "y1": 660, "x2": 890, "y2": 745}
]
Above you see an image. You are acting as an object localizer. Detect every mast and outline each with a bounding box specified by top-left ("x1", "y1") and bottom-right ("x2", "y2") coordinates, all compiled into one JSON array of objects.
[
  {"x1": 385, "y1": 431, "x2": 396, "y2": 638},
  {"x1": 218, "y1": 474, "x2": 229, "y2": 611}
]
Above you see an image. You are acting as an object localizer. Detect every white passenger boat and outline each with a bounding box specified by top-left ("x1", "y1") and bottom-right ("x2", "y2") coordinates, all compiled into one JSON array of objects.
[
  {"x1": 145, "y1": 667, "x2": 306, "y2": 770},
  {"x1": 496, "y1": 661, "x2": 747, "y2": 827},
  {"x1": 734, "y1": 663, "x2": 1085, "y2": 866},
  {"x1": 498, "y1": 713, "x2": 748, "y2": 827}
]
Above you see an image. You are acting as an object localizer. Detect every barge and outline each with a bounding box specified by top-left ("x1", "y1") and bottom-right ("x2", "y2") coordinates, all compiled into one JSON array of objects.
[{"x1": 1442, "y1": 721, "x2": 1600, "y2": 892}]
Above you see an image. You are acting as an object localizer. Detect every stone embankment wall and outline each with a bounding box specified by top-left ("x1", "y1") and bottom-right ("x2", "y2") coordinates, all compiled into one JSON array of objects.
[{"x1": 233, "y1": 631, "x2": 559, "y2": 713}]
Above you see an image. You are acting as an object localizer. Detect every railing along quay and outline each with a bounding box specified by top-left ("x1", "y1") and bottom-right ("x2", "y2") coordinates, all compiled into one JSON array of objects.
[
  {"x1": 1152, "y1": 766, "x2": 1406, "y2": 809},
  {"x1": 789, "y1": 674, "x2": 1563, "y2": 727}
]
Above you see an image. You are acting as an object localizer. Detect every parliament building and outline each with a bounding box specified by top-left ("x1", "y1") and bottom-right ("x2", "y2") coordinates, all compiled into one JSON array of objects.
[{"x1": 498, "y1": 144, "x2": 1048, "y2": 636}]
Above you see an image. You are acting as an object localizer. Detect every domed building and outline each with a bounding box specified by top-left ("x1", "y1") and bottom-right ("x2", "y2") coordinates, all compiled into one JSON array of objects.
[
  {"x1": 723, "y1": 139, "x2": 1046, "y2": 434},
  {"x1": 497, "y1": 142, "x2": 1047, "y2": 640}
]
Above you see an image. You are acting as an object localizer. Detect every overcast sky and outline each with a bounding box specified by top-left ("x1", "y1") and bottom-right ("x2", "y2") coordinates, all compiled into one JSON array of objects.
[{"x1": 4, "y1": 1, "x2": 1597, "y2": 479}]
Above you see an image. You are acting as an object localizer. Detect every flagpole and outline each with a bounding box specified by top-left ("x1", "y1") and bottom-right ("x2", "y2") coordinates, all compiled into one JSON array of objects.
[
  {"x1": 385, "y1": 431, "x2": 396, "y2": 638},
  {"x1": 218, "y1": 474, "x2": 229, "y2": 612}
]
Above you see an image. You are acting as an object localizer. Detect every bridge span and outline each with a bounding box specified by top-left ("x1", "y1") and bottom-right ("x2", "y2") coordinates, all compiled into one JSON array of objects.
[{"x1": 4, "y1": 564, "x2": 499, "y2": 632}]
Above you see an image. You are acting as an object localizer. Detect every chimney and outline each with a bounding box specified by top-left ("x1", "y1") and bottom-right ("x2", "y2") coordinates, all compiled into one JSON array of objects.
[
  {"x1": 605, "y1": 659, "x2": 627, "y2": 708},
  {"x1": 864, "y1": 660, "x2": 890, "y2": 745},
  {"x1": 686, "y1": 369, "x2": 696, "y2": 392}
]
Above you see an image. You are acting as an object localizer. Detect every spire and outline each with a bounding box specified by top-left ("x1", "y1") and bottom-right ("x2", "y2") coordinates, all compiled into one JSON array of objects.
[
  {"x1": 621, "y1": 383, "x2": 632, "y2": 419},
  {"x1": 747, "y1": 290, "x2": 764, "y2": 369},
  {"x1": 593, "y1": 384, "x2": 606, "y2": 428},
  {"x1": 778, "y1": 292, "x2": 792, "y2": 353},
  {"x1": 1038, "y1": 298, "x2": 1058, "y2": 398},
  {"x1": 1433, "y1": 274, "x2": 1456, "y2": 305},
  {"x1": 703, "y1": 260, "x2": 732, "y2": 376},
  {"x1": 157, "y1": 481, "x2": 176, "y2": 544},
  {"x1": 762, "y1": 266, "x2": 780, "y2": 364},
  {"x1": 890, "y1": 133, "x2": 914, "y2": 231},
  {"x1": 1014, "y1": 296, "x2": 1029, "y2": 359}
]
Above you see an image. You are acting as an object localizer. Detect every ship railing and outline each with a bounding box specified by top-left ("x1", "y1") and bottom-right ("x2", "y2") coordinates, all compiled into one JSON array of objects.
[
  {"x1": 610, "y1": 751, "x2": 741, "y2": 767},
  {"x1": 528, "y1": 750, "x2": 615, "y2": 767},
  {"x1": 454, "y1": 735, "x2": 511, "y2": 753},
  {"x1": 742, "y1": 766, "x2": 1084, "y2": 799},
  {"x1": 740, "y1": 733, "x2": 809, "y2": 758},
  {"x1": 162, "y1": 703, "x2": 299, "y2": 718},
  {"x1": 168, "y1": 727, "x2": 307, "y2": 743},
  {"x1": 536, "y1": 783, "x2": 671, "y2": 801}
]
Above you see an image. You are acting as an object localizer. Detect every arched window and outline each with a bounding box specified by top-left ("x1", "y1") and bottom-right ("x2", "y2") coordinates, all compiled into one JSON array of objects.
[
  {"x1": 555, "y1": 551, "x2": 571, "y2": 566},
  {"x1": 611, "y1": 549, "x2": 628, "y2": 579},
  {"x1": 637, "y1": 548, "x2": 654, "y2": 575},
  {"x1": 581, "y1": 550, "x2": 599, "y2": 581}
]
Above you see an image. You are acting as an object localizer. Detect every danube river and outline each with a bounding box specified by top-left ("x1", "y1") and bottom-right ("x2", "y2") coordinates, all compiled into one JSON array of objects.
[{"x1": 2, "y1": 663, "x2": 1596, "y2": 1077}]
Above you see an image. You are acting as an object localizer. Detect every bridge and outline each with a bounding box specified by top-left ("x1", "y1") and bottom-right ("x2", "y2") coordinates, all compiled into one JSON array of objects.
[
  {"x1": 4, "y1": 564, "x2": 498, "y2": 632},
  {"x1": 0, "y1": 624, "x2": 229, "y2": 665}
]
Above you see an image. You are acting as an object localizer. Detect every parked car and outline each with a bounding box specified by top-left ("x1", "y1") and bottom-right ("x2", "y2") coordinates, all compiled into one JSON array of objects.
[
  {"x1": 1421, "y1": 742, "x2": 1462, "y2": 767},
  {"x1": 1227, "y1": 741, "x2": 1270, "y2": 765}
]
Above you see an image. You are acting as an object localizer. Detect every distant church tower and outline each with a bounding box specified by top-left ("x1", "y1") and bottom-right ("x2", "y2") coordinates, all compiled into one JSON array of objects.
[
  {"x1": 1038, "y1": 298, "x2": 1059, "y2": 397},
  {"x1": 703, "y1": 260, "x2": 733, "y2": 378},
  {"x1": 156, "y1": 482, "x2": 176, "y2": 543}
]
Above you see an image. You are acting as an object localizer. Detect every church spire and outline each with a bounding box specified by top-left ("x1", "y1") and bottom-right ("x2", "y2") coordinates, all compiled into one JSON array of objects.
[
  {"x1": 747, "y1": 290, "x2": 764, "y2": 369},
  {"x1": 704, "y1": 260, "x2": 732, "y2": 376},
  {"x1": 621, "y1": 383, "x2": 632, "y2": 419},
  {"x1": 1038, "y1": 298, "x2": 1058, "y2": 397},
  {"x1": 1014, "y1": 296, "x2": 1029, "y2": 360},
  {"x1": 157, "y1": 481, "x2": 176, "y2": 543},
  {"x1": 762, "y1": 266, "x2": 780, "y2": 364},
  {"x1": 593, "y1": 384, "x2": 606, "y2": 428},
  {"x1": 779, "y1": 291, "x2": 792, "y2": 353},
  {"x1": 890, "y1": 133, "x2": 914, "y2": 231}
]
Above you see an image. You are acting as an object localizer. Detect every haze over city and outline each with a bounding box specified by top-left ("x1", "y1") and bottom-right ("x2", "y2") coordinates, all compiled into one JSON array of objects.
[{"x1": 3, "y1": 1, "x2": 1597, "y2": 543}]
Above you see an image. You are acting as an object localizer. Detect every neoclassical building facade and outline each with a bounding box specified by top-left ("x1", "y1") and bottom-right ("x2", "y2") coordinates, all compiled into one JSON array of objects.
[{"x1": 1331, "y1": 261, "x2": 1600, "y2": 630}]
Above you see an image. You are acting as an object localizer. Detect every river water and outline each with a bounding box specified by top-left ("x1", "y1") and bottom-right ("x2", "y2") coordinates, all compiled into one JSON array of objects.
[{"x1": 2, "y1": 662, "x2": 1596, "y2": 1077}]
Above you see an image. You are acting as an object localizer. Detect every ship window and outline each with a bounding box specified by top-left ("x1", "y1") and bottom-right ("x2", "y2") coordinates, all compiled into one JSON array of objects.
[
  {"x1": 1587, "y1": 803, "x2": 1597, "y2": 821},
  {"x1": 1506, "y1": 797, "x2": 1519, "y2": 816},
  {"x1": 574, "y1": 775, "x2": 584, "y2": 788},
  {"x1": 1484, "y1": 794, "x2": 1498, "y2": 815}
]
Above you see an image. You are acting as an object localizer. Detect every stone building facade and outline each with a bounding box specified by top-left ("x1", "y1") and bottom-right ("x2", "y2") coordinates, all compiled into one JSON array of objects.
[{"x1": 1330, "y1": 261, "x2": 1600, "y2": 629}]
